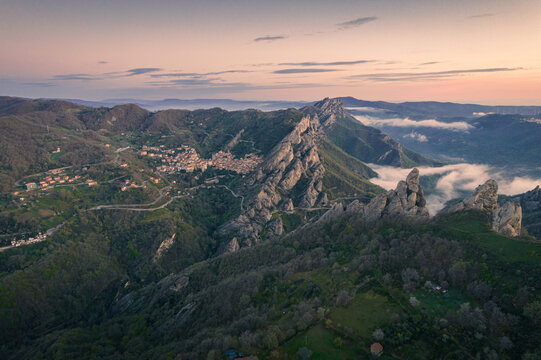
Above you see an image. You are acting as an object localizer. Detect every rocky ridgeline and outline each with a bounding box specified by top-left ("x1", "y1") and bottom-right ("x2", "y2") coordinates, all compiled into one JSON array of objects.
[
  {"x1": 440, "y1": 179, "x2": 522, "y2": 237},
  {"x1": 519, "y1": 185, "x2": 541, "y2": 212},
  {"x1": 220, "y1": 106, "x2": 328, "y2": 248},
  {"x1": 318, "y1": 168, "x2": 430, "y2": 224}
]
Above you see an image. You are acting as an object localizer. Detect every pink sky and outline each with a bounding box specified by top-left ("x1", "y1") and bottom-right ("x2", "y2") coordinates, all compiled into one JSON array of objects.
[{"x1": 1, "y1": 0, "x2": 540, "y2": 104}]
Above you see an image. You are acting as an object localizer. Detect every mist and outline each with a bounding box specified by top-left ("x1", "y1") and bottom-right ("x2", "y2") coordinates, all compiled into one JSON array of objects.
[
  {"x1": 354, "y1": 115, "x2": 473, "y2": 131},
  {"x1": 367, "y1": 163, "x2": 541, "y2": 215}
]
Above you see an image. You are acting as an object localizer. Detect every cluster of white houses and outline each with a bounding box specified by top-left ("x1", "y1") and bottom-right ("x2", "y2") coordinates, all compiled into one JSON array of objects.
[
  {"x1": 141, "y1": 145, "x2": 262, "y2": 175},
  {"x1": 11, "y1": 232, "x2": 47, "y2": 247}
]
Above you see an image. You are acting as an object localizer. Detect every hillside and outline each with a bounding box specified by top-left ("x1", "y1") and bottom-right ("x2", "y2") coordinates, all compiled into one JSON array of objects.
[
  {"x1": 1, "y1": 176, "x2": 539, "y2": 359},
  {"x1": 2, "y1": 96, "x2": 539, "y2": 359}
]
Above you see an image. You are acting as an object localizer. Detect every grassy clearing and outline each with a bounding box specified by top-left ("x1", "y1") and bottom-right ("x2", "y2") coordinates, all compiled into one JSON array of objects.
[
  {"x1": 283, "y1": 324, "x2": 364, "y2": 360},
  {"x1": 330, "y1": 290, "x2": 399, "y2": 339},
  {"x1": 435, "y1": 211, "x2": 541, "y2": 263}
]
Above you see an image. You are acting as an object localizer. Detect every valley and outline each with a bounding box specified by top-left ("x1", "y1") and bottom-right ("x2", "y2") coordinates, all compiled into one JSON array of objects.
[{"x1": 0, "y1": 96, "x2": 540, "y2": 360}]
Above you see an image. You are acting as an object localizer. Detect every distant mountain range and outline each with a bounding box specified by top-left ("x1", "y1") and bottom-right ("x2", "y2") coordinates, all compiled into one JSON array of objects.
[
  {"x1": 61, "y1": 96, "x2": 541, "y2": 116},
  {"x1": 62, "y1": 98, "x2": 311, "y2": 111}
]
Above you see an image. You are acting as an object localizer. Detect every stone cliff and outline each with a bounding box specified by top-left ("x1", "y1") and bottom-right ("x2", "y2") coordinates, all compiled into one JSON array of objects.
[
  {"x1": 440, "y1": 179, "x2": 522, "y2": 237},
  {"x1": 318, "y1": 168, "x2": 430, "y2": 223},
  {"x1": 220, "y1": 110, "x2": 327, "y2": 247}
]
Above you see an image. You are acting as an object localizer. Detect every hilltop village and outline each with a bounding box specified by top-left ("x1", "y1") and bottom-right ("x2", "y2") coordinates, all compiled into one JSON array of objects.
[{"x1": 140, "y1": 145, "x2": 262, "y2": 175}]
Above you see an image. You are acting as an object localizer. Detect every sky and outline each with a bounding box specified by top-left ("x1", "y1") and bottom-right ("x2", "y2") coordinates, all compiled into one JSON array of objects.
[{"x1": 1, "y1": 0, "x2": 540, "y2": 104}]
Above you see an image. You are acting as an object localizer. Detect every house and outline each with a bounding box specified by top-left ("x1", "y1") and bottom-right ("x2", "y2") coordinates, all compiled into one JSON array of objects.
[
  {"x1": 370, "y1": 343, "x2": 383, "y2": 357},
  {"x1": 25, "y1": 182, "x2": 37, "y2": 190},
  {"x1": 86, "y1": 179, "x2": 98, "y2": 186},
  {"x1": 120, "y1": 163, "x2": 128, "y2": 167}
]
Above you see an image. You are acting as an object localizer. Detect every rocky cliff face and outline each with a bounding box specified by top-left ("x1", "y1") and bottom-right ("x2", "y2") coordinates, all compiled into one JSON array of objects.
[
  {"x1": 444, "y1": 179, "x2": 499, "y2": 213},
  {"x1": 220, "y1": 110, "x2": 327, "y2": 247},
  {"x1": 440, "y1": 179, "x2": 522, "y2": 237},
  {"x1": 318, "y1": 168, "x2": 430, "y2": 223},
  {"x1": 492, "y1": 202, "x2": 522, "y2": 237}
]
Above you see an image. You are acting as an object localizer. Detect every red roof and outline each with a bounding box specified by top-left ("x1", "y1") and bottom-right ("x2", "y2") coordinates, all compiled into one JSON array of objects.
[{"x1": 370, "y1": 342, "x2": 383, "y2": 355}]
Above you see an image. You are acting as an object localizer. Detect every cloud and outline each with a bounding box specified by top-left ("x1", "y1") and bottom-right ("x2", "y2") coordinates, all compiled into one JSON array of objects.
[
  {"x1": 52, "y1": 73, "x2": 102, "y2": 81},
  {"x1": 52, "y1": 67, "x2": 163, "y2": 81},
  {"x1": 348, "y1": 67, "x2": 522, "y2": 82},
  {"x1": 150, "y1": 70, "x2": 250, "y2": 78},
  {"x1": 254, "y1": 35, "x2": 286, "y2": 42},
  {"x1": 279, "y1": 60, "x2": 372, "y2": 66},
  {"x1": 468, "y1": 13, "x2": 495, "y2": 19},
  {"x1": 354, "y1": 115, "x2": 473, "y2": 131},
  {"x1": 419, "y1": 61, "x2": 441, "y2": 66},
  {"x1": 273, "y1": 68, "x2": 341, "y2": 74},
  {"x1": 22, "y1": 82, "x2": 56, "y2": 87},
  {"x1": 336, "y1": 16, "x2": 377, "y2": 30},
  {"x1": 403, "y1": 131, "x2": 428, "y2": 142},
  {"x1": 125, "y1": 68, "x2": 162, "y2": 76},
  {"x1": 367, "y1": 163, "x2": 541, "y2": 214},
  {"x1": 98, "y1": 61, "x2": 108, "y2": 64}
]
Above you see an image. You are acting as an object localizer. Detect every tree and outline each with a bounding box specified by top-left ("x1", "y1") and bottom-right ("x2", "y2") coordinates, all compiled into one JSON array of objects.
[
  {"x1": 297, "y1": 347, "x2": 312, "y2": 360},
  {"x1": 333, "y1": 337, "x2": 343, "y2": 349},
  {"x1": 372, "y1": 329, "x2": 385, "y2": 341},
  {"x1": 523, "y1": 301, "x2": 541, "y2": 326}
]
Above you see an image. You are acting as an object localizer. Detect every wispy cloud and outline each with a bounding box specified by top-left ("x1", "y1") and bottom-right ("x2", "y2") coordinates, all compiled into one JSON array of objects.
[
  {"x1": 348, "y1": 67, "x2": 522, "y2": 82},
  {"x1": 254, "y1": 35, "x2": 287, "y2": 42},
  {"x1": 354, "y1": 115, "x2": 473, "y2": 131},
  {"x1": 51, "y1": 67, "x2": 164, "y2": 81},
  {"x1": 98, "y1": 61, "x2": 108, "y2": 64},
  {"x1": 278, "y1": 60, "x2": 372, "y2": 66},
  {"x1": 52, "y1": 73, "x2": 102, "y2": 81},
  {"x1": 419, "y1": 61, "x2": 441, "y2": 66},
  {"x1": 336, "y1": 16, "x2": 377, "y2": 30},
  {"x1": 273, "y1": 68, "x2": 341, "y2": 74},
  {"x1": 150, "y1": 70, "x2": 250, "y2": 78},
  {"x1": 146, "y1": 78, "x2": 332, "y2": 93},
  {"x1": 125, "y1": 68, "x2": 162, "y2": 76},
  {"x1": 468, "y1": 13, "x2": 495, "y2": 19},
  {"x1": 22, "y1": 82, "x2": 56, "y2": 87}
]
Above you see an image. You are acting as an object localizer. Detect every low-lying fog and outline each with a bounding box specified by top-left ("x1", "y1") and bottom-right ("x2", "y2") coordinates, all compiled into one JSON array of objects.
[{"x1": 367, "y1": 163, "x2": 541, "y2": 215}]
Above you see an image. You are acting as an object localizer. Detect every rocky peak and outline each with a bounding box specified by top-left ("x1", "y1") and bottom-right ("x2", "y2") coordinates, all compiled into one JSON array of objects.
[
  {"x1": 440, "y1": 179, "x2": 522, "y2": 237},
  {"x1": 308, "y1": 98, "x2": 348, "y2": 127},
  {"x1": 443, "y1": 179, "x2": 498, "y2": 213},
  {"x1": 383, "y1": 168, "x2": 429, "y2": 217},
  {"x1": 220, "y1": 113, "x2": 327, "y2": 246},
  {"x1": 465, "y1": 179, "x2": 498, "y2": 211},
  {"x1": 320, "y1": 168, "x2": 429, "y2": 223}
]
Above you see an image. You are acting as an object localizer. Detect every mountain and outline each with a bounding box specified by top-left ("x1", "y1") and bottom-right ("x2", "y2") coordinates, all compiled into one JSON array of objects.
[
  {"x1": 342, "y1": 97, "x2": 541, "y2": 176},
  {"x1": 1, "y1": 96, "x2": 540, "y2": 359},
  {"x1": 339, "y1": 96, "x2": 541, "y2": 117},
  {"x1": 63, "y1": 98, "x2": 311, "y2": 112}
]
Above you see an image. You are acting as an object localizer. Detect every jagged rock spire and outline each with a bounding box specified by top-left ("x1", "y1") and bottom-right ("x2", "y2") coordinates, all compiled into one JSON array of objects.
[
  {"x1": 440, "y1": 179, "x2": 522, "y2": 237},
  {"x1": 321, "y1": 167, "x2": 430, "y2": 223}
]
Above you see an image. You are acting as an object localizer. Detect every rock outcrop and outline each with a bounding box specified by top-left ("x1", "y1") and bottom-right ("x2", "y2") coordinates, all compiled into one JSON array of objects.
[
  {"x1": 443, "y1": 179, "x2": 498, "y2": 213},
  {"x1": 220, "y1": 110, "x2": 327, "y2": 244},
  {"x1": 440, "y1": 179, "x2": 522, "y2": 237},
  {"x1": 153, "y1": 233, "x2": 176, "y2": 262},
  {"x1": 492, "y1": 202, "x2": 522, "y2": 237},
  {"x1": 319, "y1": 168, "x2": 430, "y2": 223}
]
